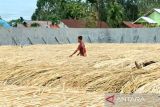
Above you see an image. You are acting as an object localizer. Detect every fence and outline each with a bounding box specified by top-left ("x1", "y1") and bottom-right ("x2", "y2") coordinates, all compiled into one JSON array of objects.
[{"x1": 0, "y1": 28, "x2": 160, "y2": 45}]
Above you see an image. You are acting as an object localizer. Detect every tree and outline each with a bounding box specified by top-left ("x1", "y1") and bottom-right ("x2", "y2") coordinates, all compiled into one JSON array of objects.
[
  {"x1": 118, "y1": 0, "x2": 139, "y2": 21},
  {"x1": 32, "y1": 0, "x2": 63, "y2": 20},
  {"x1": 31, "y1": 23, "x2": 41, "y2": 27},
  {"x1": 48, "y1": 15, "x2": 60, "y2": 25},
  {"x1": 32, "y1": 0, "x2": 160, "y2": 28},
  {"x1": 106, "y1": 1, "x2": 124, "y2": 27},
  {"x1": 86, "y1": 0, "x2": 104, "y2": 21},
  {"x1": 138, "y1": 0, "x2": 160, "y2": 16},
  {"x1": 85, "y1": 11, "x2": 98, "y2": 28},
  {"x1": 63, "y1": 1, "x2": 88, "y2": 19},
  {"x1": 86, "y1": 0, "x2": 124, "y2": 27},
  {"x1": 118, "y1": 0, "x2": 160, "y2": 21},
  {"x1": 9, "y1": 17, "x2": 26, "y2": 27},
  {"x1": 32, "y1": 0, "x2": 88, "y2": 20}
]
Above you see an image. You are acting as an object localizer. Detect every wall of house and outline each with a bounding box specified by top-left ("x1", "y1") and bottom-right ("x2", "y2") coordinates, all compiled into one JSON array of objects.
[
  {"x1": 0, "y1": 28, "x2": 160, "y2": 45},
  {"x1": 148, "y1": 11, "x2": 160, "y2": 25}
]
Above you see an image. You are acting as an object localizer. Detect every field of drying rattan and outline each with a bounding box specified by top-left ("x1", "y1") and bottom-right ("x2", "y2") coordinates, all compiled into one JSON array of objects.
[{"x1": 0, "y1": 44, "x2": 160, "y2": 107}]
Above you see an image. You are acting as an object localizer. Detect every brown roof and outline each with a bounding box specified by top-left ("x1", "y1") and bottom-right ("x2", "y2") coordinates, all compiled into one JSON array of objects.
[
  {"x1": 123, "y1": 21, "x2": 144, "y2": 28},
  {"x1": 62, "y1": 19, "x2": 86, "y2": 28},
  {"x1": 62, "y1": 19, "x2": 109, "y2": 28},
  {"x1": 97, "y1": 21, "x2": 109, "y2": 28}
]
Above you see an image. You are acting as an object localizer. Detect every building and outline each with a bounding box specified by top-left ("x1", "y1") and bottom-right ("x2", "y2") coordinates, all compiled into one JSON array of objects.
[
  {"x1": 134, "y1": 8, "x2": 160, "y2": 27},
  {"x1": 123, "y1": 21, "x2": 144, "y2": 28},
  {"x1": 16, "y1": 21, "x2": 61, "y2": 28},
  {"x1": 61, "y1": 19, "x2": 109, "y2": 28},
  {"x1": 16, "y1": 19, "x2": 109, "y2": 28}
]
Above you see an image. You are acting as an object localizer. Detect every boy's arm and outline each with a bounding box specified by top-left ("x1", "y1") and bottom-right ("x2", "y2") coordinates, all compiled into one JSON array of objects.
[
  {"x1": 77, "y1": 52, "x2": 80, "y2": 56},
  {"x1": 69, "y1": 45, "x2": 80, "y2": 57},
  {"x1": 69, "y1": 46, "x2": 79, "y2": 57},
  {"x1": 69, "y1": 49, "x2": 78, "y2": 57}
]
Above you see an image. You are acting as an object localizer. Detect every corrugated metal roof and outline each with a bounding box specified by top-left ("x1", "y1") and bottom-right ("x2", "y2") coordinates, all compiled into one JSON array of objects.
[
  {"x1": 134, "y1": 17, "x2": 157, "y2": 24},
  {"x1": 141, "y1": 17, "x2": 157, "y2": 23},
  {"x1": 154, "y1": 8, "x2": 160, "y2": 14}
]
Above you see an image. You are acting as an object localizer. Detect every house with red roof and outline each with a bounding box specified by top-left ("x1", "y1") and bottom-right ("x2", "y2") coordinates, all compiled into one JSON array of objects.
[
  {"x1": 16, "y1": 19, "x2": 109, "y2": 28},
  {"x1": 61, "y1": 19, "x2": 109, "y2": 28},
  {"x1": 123, "y1": 21, "x2": 144, "y2": 28}
]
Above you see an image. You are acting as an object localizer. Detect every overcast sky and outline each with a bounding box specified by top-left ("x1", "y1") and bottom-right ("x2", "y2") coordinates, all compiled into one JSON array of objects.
[{"x1": 0, "y1": 0, "x2": 37, "y2": 21}]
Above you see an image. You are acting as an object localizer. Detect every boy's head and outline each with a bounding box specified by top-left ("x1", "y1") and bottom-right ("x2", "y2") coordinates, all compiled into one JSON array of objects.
[{"x1": 78, "y1": 36, "x2": 83, "y2": 42}]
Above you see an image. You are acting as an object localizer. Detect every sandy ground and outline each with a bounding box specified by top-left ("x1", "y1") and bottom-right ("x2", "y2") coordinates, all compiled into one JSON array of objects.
[{"x1": 0, "y1": 43, "x2": 160, "y2": 107}]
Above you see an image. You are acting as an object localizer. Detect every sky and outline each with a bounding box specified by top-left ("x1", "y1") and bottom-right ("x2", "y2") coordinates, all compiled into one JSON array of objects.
[{"x1": 0, "y1": 0, "x2": 37, "y2": 21}]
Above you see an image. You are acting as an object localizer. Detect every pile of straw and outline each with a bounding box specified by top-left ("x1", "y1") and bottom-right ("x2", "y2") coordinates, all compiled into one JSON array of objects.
[{"x1": 0, "y1": 44, "x2": 160, "y2": 106}]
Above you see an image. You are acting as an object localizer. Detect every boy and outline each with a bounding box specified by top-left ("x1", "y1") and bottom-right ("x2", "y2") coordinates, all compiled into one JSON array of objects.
[{"x1": 69, "y1": 36, "x2": 87, "y2": 57}]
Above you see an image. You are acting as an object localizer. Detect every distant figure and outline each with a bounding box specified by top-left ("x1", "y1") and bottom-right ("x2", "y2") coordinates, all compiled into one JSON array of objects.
[
  {"x1": 69, "y1": 36, "x2": 87, "y2": 57},
  {"x1": 20, "y1": 17, "x2": 27, "y2": 27},
  {"x1": 20, "y1": 17, "x2": 24, "y2": 22}
]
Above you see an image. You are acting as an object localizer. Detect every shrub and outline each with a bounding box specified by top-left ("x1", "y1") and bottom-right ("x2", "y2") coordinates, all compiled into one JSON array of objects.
[{"x1": 31, "y1": 23, "x2": 40, "y2": 27}]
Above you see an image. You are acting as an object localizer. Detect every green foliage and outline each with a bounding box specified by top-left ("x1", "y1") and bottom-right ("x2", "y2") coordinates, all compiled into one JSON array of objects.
[
  {"x1": 106, "y1": 1, "x2": 124, "y2": 27},
  {"x1": 118, "y1": 0, "x2": 139, "y2": 21},
  {"x1": 32, "y1": 0, "x2": 160, "y2": 28},
  {"x1": 119, "y1": 0, "x2": 160, "y2": 21},
  {"x1": 9, "y1": 18, "x2": 23, "y2": 27},
  {"x1": 138, "y1": 0, "x2": 160, "y2": 16},
  {"x1": 32, "y1": 0, "x2": 88, "y2": 21},
  {"x1": 9, "y1": 19, "x2": 21, "y2": 25},
  {"x1": 85, "y1": 11, "x2": 98, "y2": 28},
  {"x1": 48, "y1": 15, "x2": 60, "y2": 25},
  {"x1": 31, "y1": 23, "x2": 41, "y2": 27},
  {"x1": 64, "y1": 1, "x2": 88, "y2": 19}
]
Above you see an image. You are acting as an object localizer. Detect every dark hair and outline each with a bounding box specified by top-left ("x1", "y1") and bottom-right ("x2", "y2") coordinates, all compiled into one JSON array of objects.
[{"x1": 78, "y1": 36, "x2": 83, "y2": 40}]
